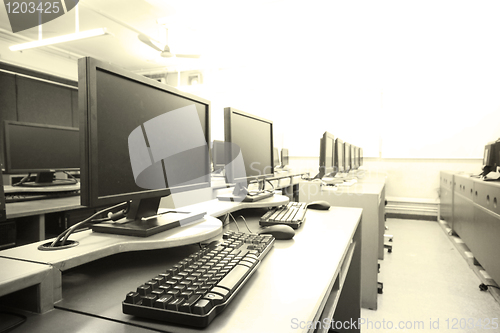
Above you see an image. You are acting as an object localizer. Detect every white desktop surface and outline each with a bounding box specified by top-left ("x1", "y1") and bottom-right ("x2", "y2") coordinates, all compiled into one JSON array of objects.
[
  {"x1": 54, "y1": 207, "x2": 362, "y2": 333},
  {"x1": 0, "y1": 216, "x2": 222, "y2": 272},
  {"x1": 0, "y1": 196, "x2": 362, "y2": 333}
]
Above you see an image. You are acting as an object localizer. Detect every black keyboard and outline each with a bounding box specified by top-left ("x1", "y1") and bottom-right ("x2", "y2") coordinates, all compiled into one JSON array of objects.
[
  {"x1": 5, "y1": 190, "x2": 80, "y2": 203},
  {"x1": 259, "y1": 201, "x2": 307, "y2": 229},
  {"x1": 122, "y1": 230, "x2": 275, "y2": 327}
]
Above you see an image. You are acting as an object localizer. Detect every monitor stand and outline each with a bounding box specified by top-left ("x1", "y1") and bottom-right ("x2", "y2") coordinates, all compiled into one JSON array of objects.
[
  {"x1": 91, "y1": 197, "x2": 206, "y2": 237},
  {"x1": 16, "y1": 172, "x2": 78, "y2": 187},
  {"x1": 217, "y1": 182, "x2": 274, "y2": 202}
]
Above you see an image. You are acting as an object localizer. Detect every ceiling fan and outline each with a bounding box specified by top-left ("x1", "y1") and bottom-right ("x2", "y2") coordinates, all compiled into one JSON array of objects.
[{"x1": 138, "y1": 31, "x2": 200, "y2": 59}]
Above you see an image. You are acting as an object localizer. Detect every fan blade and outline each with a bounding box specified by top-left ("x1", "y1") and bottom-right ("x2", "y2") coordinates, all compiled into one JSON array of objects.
[{"x1": 138, "y1": 34, "x2": 166, "y2": 52}]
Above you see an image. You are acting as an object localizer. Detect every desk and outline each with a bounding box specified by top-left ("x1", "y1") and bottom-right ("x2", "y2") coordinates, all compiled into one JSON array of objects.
[
  {"x1": 4, "y1": 169, "x2": 309, "y2": 248},
  {"x1": 298, "y1": 179, "x2": 386, "y2": 310},
  {"x1": 0, "y1": 196, "x2": 361, "y2": 333}
]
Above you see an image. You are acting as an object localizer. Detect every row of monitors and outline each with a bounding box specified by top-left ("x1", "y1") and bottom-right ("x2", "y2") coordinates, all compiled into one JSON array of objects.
[
  {"x1": 319, "y1": 131, "x2": 363, "y2": 178},
  {"x1": 1, "y1": 57, "x2": 276, "y2": 226},
  {"x1": 2, "y1": 57, "x2": 364, "y2": 227}
]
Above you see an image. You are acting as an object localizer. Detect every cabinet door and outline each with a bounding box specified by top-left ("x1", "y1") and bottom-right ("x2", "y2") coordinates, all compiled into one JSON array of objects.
[
  {"x1": 439, "y1": 172, "x2": 454, "y2": 227},
  {"x1": 453, "y1": 176, "x2": 474, "y2": 243},
  {"x1": 473, "y1": 207, "x2": 500, "y2": 284}
]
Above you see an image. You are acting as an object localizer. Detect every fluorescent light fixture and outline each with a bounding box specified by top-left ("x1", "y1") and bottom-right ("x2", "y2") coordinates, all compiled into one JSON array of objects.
[{"x1": 9, "y1": 28, "x2": 110, "y2": 51}]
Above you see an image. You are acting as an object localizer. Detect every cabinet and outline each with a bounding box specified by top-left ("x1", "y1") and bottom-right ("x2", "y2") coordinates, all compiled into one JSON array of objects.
[{"x1": 441, "y1": 172, "x2": 500, "y2": 285}]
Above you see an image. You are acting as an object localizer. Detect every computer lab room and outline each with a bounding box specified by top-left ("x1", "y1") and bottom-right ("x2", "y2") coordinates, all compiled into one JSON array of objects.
[{"x1": 1, "y1": 1, "x2": 500, "y2": 332}]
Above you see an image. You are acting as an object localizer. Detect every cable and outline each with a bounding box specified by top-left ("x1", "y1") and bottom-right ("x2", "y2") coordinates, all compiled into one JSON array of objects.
[
  {"x1": 228, "y1": 213, "x2": 241, "y2": 232},
  {"x1": 479, "y1": 283, "x2": 500, "y2": 291},
  {"x1": 50, "y1": 201, "x2": 129, "y2": 247},
  {"x1": 12, "y1": 173, "x2": 32, "y2": 187},
  {"x1": 238, "y1": 215, "x2": 254, "y2": 234}
]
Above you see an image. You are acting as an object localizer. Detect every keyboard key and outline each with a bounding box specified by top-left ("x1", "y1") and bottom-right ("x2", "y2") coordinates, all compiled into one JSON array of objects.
[
  {"x1": 192, "y1": 299, "x2": 213, "y2": 315},
  {"x1": 216, "y1": 265, "x2": 250, "y2": 293}
]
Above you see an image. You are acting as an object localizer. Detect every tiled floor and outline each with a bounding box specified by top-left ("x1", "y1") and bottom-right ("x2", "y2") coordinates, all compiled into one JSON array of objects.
[{"x1": 360, "y1": 219, "x2": 500, "y2": 333}]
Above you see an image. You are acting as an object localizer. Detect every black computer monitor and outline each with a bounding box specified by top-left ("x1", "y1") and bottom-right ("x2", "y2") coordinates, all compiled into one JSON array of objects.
[
  {"x1": 344, "y1": 143, "x2": 351, "y2": 172},
  {"x1": 318, "y1": 131, "x2": 335, "y2": 178},
  {"x1": 273, "y1": 147, "x2": 280, "y2": 168},
  {"x1": 3, "y1": 121, "x2": 80, "y2": 187},
  {"x1": 224, "y1": 107, "x2": 274, "y2": 183},
  {"x1": 212, "y1": 140, "x2": 225, "y2": 172},
  {"x1": 79, "y1": 57, "x2": 211, "y2": 236},
  {"x1": 359, "y1": 148, "x2": 363, "y2": 166},
  {"x1": 352, "y1": 146, "x2": 358, "y2": 170},
  {"x1": 0, "y1": 169, "x2": 5, "y2": 222},
  {"x1": 335, "y1": 139, "x2": 344, "y2": 173},
  {"x1": 281, "y1": 148, "x2": 289, "y2": 167}
]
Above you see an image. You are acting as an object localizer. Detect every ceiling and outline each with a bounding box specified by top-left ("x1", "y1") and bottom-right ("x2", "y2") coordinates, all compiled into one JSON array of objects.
[{"x1": 0, "y1": 0, "x2": 295, "y2": 74}]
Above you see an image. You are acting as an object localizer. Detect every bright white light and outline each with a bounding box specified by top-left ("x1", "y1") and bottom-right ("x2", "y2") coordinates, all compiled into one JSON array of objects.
[{"x1": 9, "y1": 28, "x2": 110, "y2": 51}]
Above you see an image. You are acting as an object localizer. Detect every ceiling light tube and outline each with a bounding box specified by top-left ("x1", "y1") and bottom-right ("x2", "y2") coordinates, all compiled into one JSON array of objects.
[{"x1": 9, "y1": 28, "x2": 110, "y2": 51}]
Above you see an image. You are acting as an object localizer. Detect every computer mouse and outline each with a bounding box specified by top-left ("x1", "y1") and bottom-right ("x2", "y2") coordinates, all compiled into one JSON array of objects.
[
  {"x1": 258, "y1": 225, "x2": 295, "y2": 240},
  {"x1": 307, "y1": 201, "x2": 331, "y2": 210}
]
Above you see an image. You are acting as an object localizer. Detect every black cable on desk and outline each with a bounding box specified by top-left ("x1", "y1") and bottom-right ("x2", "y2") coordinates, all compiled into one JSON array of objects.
[
  {"x1": 479, "y1": 283, "x2": 500, "y2": 291},
  {"x1": 50, "y1": 201, "x2": 129, "y2": 247}
]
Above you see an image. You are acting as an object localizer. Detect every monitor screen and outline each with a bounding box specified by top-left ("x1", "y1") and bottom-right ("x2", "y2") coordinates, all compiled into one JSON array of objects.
[
  {"x1": 4, "y1": 121, "x2": 79, "y2": 173},
  {"x1": 79, "y1": 57, "x2": 211, "y2": 211},
  {"x1": 224, "y1": 107, "x2": 273, "y2": 183},
  {"x1": 212, "y1": 140, "x2": 225, "y2": 170},
  {"x1": 335, "y1": 139, "x2": 344, "y2": 172},
  {"x1": 281, "y1": 148, "x2": 289, "y2": 167},
  {"x1": 351, "y1": 145, "x2": 356, "y2": 170},
  {"x1": 352, "y1": 146, "x2": 358, "y2": 169},
  {"x1": 483, "y1": 142, "x2": 495, "y2": 166},
  {"x1": 3, "y1": 121, "x2": 79, "y2": 186},
  {"x1": 0, "y1": 169, "x2": 5, "y2": 222},
  {"x1": 344, "y1": 143, "x2": 351, "y2": 171},
  {"x1": 273, "y1": 147, "x2": 280, "y2": 168},
  {"x1": 319, "y1": 131, "x2": 335, "y2": 178}
]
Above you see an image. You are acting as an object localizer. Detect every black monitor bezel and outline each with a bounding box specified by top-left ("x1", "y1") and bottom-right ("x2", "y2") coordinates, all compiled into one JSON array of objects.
[
  {"x1": 335, "y1": 138, "x2": 344, "y2": 172},
  {"x1": 281, "y1": 148, "x2": 289, "y2": 167},
  {"x1": 483, "y1": 143, "x2": 495, "y2": 166},
  {"x1": 344, "y1": 142, "x2": 351, "y2": 171},
  {"x1": 3, "y1": 120, "x2": 79, "y2": 174},
  {"x1": 212, "y1": 140, "x2": 226, "y2": 170},
  {"x1": 79, "y1": 57, "x2": 211, "y2": 207},
  {"x1": 319, "y1": 131, "x2": 335, "y2": 177},
  {"x1": 273, "y1": 147, "x2": 280, "y2": 168},
  {"x1": 0, "y1": 169, "x2": 5, "y2": 222},
  {"x1": 224, "y1": 107, "x2": 274, "y2": 183}
]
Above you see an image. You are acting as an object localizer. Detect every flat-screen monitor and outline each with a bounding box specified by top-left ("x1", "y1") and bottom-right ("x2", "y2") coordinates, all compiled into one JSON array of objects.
[
  {"x1": 352, "y1": 146, "x2": 358, "y2": 170},
  {"x1": 281, "y1": 148, "x2": 289, "y2": 167},
  {"x1": 318, "y1": 131, "x2": 335, "y2": 178},
  {"x1": 212, "y1": 140, "x2": 225, "y2": 172},
  {"x1": 344, "y1": 142, "x2": 351, "y2": 172},
  {"x1": 3, "y1": 121, "x2": 79, "y2": 186},
  {"x1": 79, "y1": 57, "x2": 211, "y2": 236},
  {"x1": 335, "y1": 139, "x2": 344, "y2": 173},
  {"x1": 359, "y1": 148, "x2": 364, "y2": 166},
  {"x1": 224, "y1": 107, "x2": 274, "y2": 184},
  {"x1": 0, "y1": 169, "x2": 5, "y2": 222},
  {"x1": 484, "y1": 142, "x2": 495, "y2": 167},
  {"x1": 494, "y1": 140, "x2": 500, "y2": 172},
  {"x1": 273, "y1": 147, "x2": 280, "y2": 168}
]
